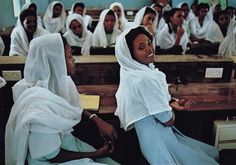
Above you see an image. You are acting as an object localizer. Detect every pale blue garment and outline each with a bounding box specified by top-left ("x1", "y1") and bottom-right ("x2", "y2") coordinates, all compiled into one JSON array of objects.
[
  {"x1": 27, "y1": 132, "x2": 119, "y2": 165},
  {"x1": 134, "y1": 113, "x2": 219, "y2": 165}
]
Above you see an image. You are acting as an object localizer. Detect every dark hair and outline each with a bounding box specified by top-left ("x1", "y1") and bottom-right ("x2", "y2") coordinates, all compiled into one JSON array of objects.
[
  {"x1": 73, "y1": 2, "x2": 85, "y2": 10},
  {"x1": 125, "y1": 26, "x2": 153, "y2": 58},
  {"x1": 165, "y1": 8, "x2": 183, "y2": 33},
  {"x1": 106, "y1": 9, "x2": 116, "y2": 20},
  {"x1": 54, "y1": 3, "x2": 63, "y2": 9},
  {"x1": 196, "y1": 3, "x2": 210, "y2": 15},
  {"x1": 181, "y1": 3, "x2": 189, "y2": 8},
  {"x1": 28, "y1": 3, "x2": 37, "y2": 11},
  {"x1": 20, "y1": 9, "x2": 37, "y2": 25},
  {"x1": 144, "y1": 7, "x2": 157, "y2": 16},
  {"x1": 152, "y1": 3, "x2": 163, "y2": 14}
]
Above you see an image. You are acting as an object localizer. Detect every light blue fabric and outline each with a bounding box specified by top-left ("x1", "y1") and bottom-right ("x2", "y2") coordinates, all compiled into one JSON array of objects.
[{"x1": 134, "y1": 115, "x2": 219, "y2": 165}]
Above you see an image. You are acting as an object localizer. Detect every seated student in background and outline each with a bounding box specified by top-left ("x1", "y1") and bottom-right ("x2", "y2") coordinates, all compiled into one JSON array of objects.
[
  {"x1": 0, "y1": 36, "x2": 5, "y2": 55},
  {"x1": 189, "y1": 2, "x2": 197, "y2": 20},
  {"x1": 227, "y1": 6, "x2": 236, "y2": 34},
  {"x1": 156, "y1": 8, "x2": 189, "y2": 54},
  {"x1": 109, "y1": 2, "x2": 129, "y2": 32},
  {"x1": 92, "y1": 9, "x2": 121, "y2": 47},
  {"x1": 151, "y1": 3, "x2": 166, "y2": 36},
  {"x1": 5, "y1": 33, "x2": 120, "y2": 165},
  {"x1": 207, "y1": 3, "x2": 222, "y2": 21},
  {"x1": 115, "y1": 26, "x2": 219, "y2": 165},
  {"x1": 43, "y1": 1, "x2": 66, "y2": 33},
  {"x1": 10, "y1": 9, "x2": 48, "y2": 56},
  {"x1": 69, "y1": 2, "x2": 93, "y2": 30},
  {"x1": 133, "y1": 6, "x2": 158, "y2": 35},
  {"x1": 20, "y1": 2, "x2": 43, "y2": 28},
  {"x1": 64, "y1": 14, "x2": 92, "y2": 55}
]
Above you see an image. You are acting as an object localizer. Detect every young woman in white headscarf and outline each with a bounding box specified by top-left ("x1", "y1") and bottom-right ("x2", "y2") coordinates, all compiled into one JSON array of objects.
[
  {"x1": 43, "y1": 1, "x2": 66, "y2": 33},
  {"x1": 156, "y1": 8, "x2": 189, "y2": 54},
  {"x1": 109, "y1": 2, "x2": 129, "y2": 32},
  {"x1": 63, "y1": 13, "x2": 92, "y2": 55},
  {"x1": 10, "y1": 9, "x2": 48, "y2": 56},
  {"x1": 92, "y1": 9, "x2": 121, "y2": 47},
  {"x1": 115, "y1": 26, "x2": 219, "y2": 165},
  {"x1": 69, "y1": 2, "x2": 93, "y2": 30},
  {"x1": 5, "y1": 33, "x2": 120, "y2": 165},
  {"x1": 151, "y1": 3, "x2": 166, "y2": 36}
]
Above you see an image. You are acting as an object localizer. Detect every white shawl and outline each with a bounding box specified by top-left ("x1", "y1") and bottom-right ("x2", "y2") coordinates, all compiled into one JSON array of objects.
[
  {"x1": 109, "y1": 2, "x2": 129, "y2": 32},
  {"x1": 205, "y1": 21, "x2": 224, "y2": 43},
  {"x1": 69, "y1": 1, "x2": 93, "y2": 29},
  {"x1": 43, "y1": 1, "x2": 66, "y2": 33},
  {"x1": 63, "y1": 13, "x2": 92, "y2": 55},
  {"x1": 189, "y1": 16, "x2": 213, "y2": 39},
  {"x1": 156, "y1": 24, "x2": 189, "y2": 54},
  {"x1": 115, "y1": 27, "x2": 172, "y2": 131},
  {"x1": 92, "y1": 9, "x2": 121, "y2": 47},
  {"x1": 5, "y1": 33, "x2": 83, "y2": 165},
  {"x1": 0, "y1": 36, "x2": 5, "y2": 55},
  {"x1": 9, "y1": 20, "x2": 49, "y2": 56}
]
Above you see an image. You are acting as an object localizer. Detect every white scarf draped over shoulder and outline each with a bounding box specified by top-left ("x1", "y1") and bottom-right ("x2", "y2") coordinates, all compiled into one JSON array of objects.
[
  {"x1": 92, "y1": 9, "x2": 121, "y2": 47},
  {"x1": 43, "y1": 1, "x2": 66, "y2": 33},
  {"x1": 10, "y1": 20, "x2": 49, "y2": 56},
  {"x1": 63, "y1": 14, "x2": 92, "y2": 55},
  {"x1": 5, "y1": 33, "x2": 83, "y2": 165},
  {"x1": 115, "y1": 27, "x2": 172, "y2": 131}
]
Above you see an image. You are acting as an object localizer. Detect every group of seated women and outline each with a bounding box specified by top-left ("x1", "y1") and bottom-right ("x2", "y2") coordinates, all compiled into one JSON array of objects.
[{"x1": 5, "y1": 1, "x2": 236, "y2": 56}]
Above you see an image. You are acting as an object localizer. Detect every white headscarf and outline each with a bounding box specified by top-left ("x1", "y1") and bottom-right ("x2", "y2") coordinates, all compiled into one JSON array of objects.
[
  {"x1": 69, "y1": 1, "x2": 93, "y2": 29},
  {"x1": 63, "y1": 14, "x2": 92, "y2": 55},
  {"x1": 133, "y1": 6, "x2": 158, "y2": 34},
  {"x1": 5, "y1": 33, "x2": 83, "y2": 165},
  {"x1": 115, "y1": 27, "x2": 172, "y2": 131},
  {"x1": 10, "y1": 15, "x2": 49, "y2": 56},
  {"x1": 43, "y1": 1, "x2": 66, "y2": 33},
  {"x1": 109, "y1": 2, "x2": 129, "y2": 31},
  {"x1": 92, "y1": 9, "x2": 121, "y2": 47},
  {"x1": 0, "y1": 36, "x2": 5, "y2": 55}
]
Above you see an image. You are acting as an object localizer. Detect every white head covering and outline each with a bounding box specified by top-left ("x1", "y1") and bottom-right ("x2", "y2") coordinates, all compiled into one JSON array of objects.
[
  {"x1": 0, "y1": 36, "x2": 5, "y2": 55},
  {"x1": 5, "y1": 33, "x2": 83, "y2": 165},
  {"x1": 115, "y1": 27, "x2": 172, "y2": 130},
  {"x1": 43, "y1": 1, "x2": 66, "y2": 33},
  {"x1": 109, "y1": 2, "x2": 129, "y2": 31},
  {"x1": 92, "y1": 9, "x2": 121, "y2": 47},
  {"x1": 63, "y1": 13, "x2": 92, "y2": 55},
  {"x1": 10, "y1": 14, "x2": 49, "y2": 56},
  {"x1": 133, "y1": 6, "x2": 158, "y2": 34}
]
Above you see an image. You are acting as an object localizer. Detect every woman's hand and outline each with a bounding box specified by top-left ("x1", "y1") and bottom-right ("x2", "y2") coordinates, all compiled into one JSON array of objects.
[
  {"x1": 170, "y1": 98, "x2": 191, "y2": 111},
  {"x1": 95, "y1": 141, "x2": 115, "y2": 157}
]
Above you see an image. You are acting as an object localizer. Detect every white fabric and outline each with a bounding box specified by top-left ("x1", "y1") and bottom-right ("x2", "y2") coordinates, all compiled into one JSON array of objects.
[
  {"x1": 69, "y1": 2, "x2": 93, "y2": 29},
  {"x1": 63, "y1": 13, "x2": 92, "y2": 55},
  {"x1": 155, "y1": 17, "x2": 166, "y2": 37},
  {"x1": 227, "y1": 16, "x2": 236, "y2": 35},
  {"x1": 9, "y1": 20, "x2": 49, "y2": 56},
  {"x1": 109, "y1": 2, "x2": 129, "y2": 31},
  {"x1": 92, "y1": 9, "x2": 121, "y2": 47},
  {"x1": 0, "y1": 36, "x2": 5, "y2": 55},
  {"x1": 43, "y1": 1, "x2": 66, "y2": 33},
  {"x1": 189, "y1": 17, "x2": 213, "y2": 39},
  {"x1": 133, "y1": 6, "x2": 158, "y2": 34},
  {"x1": 218, "y1": 27, "x2": 236, "y2": 56},
  {"x1": 156, "y1": 23, "x2": 189, "y2": 54},
  {"x1": 115, "y1": 27, "x2": 172, "y2": 131},
  {"x1": 5, "y1": 33, "x2": 83, "y2": 165},
  {"x1": 205, "y1": 21, "x2": 224, "y2": 43}
]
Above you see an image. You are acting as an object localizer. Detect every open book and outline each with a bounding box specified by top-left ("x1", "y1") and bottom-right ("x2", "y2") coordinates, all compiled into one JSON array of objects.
[{"x1": 80, "y1": 94, "x2": 100, "y2": 111}]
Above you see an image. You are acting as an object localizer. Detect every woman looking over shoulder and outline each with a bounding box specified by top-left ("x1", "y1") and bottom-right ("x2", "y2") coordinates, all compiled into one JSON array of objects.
[{"x1": 115, "y1": 26, "x2": 219, "y2": 165}]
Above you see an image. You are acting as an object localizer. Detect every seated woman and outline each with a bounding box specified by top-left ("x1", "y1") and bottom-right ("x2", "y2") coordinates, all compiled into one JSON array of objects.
[
  {"x1": 43, "y1": 1, "x2": 66, "y2": 33},
  {"x1": 109, "y1": 2, "x2": 129, "y2": 32},
  {"x1": 176, "y1": 2, "x2": 191, "y2": 36},
  {"x1": 69, "y1": 2, "x2": 93, "y2": 30},
  {"x1": 0, "y1": 36, "x2": 5, "y2": 55},
  {"x1": 64, "y1": 14, "x2": 92, "y2": 55},
  {"x1": 226, "y1": 6, "x2": 236, "y2": 34},
  {"x1": 133, "y1": 6, "x2": 158, "y2": 35},
  {"x1": 115, "y1": 26, "x2": 219, "y2": 165},
  {"x1": 10, "y1": 9, "x2": 48, "y2": 56},
  {"x1": 151, "y1": 3, "x2": 166, "y2": 35},
  {"x1": 5, "y1": 33, "x2": 120, "y2": 165},
  {"x1": 156, "y1": 8, "x2": 189, "y2": 54},
  {"x1": 92, "y1": 9, "x2": 121, "y2": 47}
]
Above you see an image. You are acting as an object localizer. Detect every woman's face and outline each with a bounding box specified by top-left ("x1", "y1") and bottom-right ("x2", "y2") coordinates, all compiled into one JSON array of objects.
[
  {"x1": 113, "y1": 6, "x2": 121, "y2": 18},
  {"x1": 181, "y1": 5, "x2": 190, "y2": 19},
  {"x1": 23, "y1": 15, "x2": 37, "y2": 33},
  {"x1": 53, "y1": 5, "x2": 62, "y2": 18},
  {"x1": 170, "y1": 10, "x2": 184, "y2": 27},
  {"x1": 132, "y1": 34, "x2": 154, "y2": 65},
  {"x1": 70, "y1": 19, "x2": 83, "y2": 37},
  {"x1": 104, "y1": 14, "x2": 115, "y2": 34},
  {"x1": 64, "y1": 44, "x2": 75, "y2": 76},
  {"x1": 142, "y1": 13, "x2": 156, "y2": 26},
  {"x1": 217, "y1": 14, "x2": 230, "y2": 28},
  {"x1": 74, "y1": 6, "x2": 83, "y2": 15},
  {"x1": 198, "y1": 7, "x2": 208, "y2": 19}
]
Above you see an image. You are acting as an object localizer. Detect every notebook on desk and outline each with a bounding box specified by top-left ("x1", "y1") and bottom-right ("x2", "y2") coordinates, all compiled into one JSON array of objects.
[{"x1": 80, "y1": 94, "x2": 100, "y2": 111}]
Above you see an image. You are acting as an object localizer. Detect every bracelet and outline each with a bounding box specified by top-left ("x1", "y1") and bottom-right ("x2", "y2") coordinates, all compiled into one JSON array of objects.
[{"x1": 89, "y1": 114, "x2": 98, "y2": 120}]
